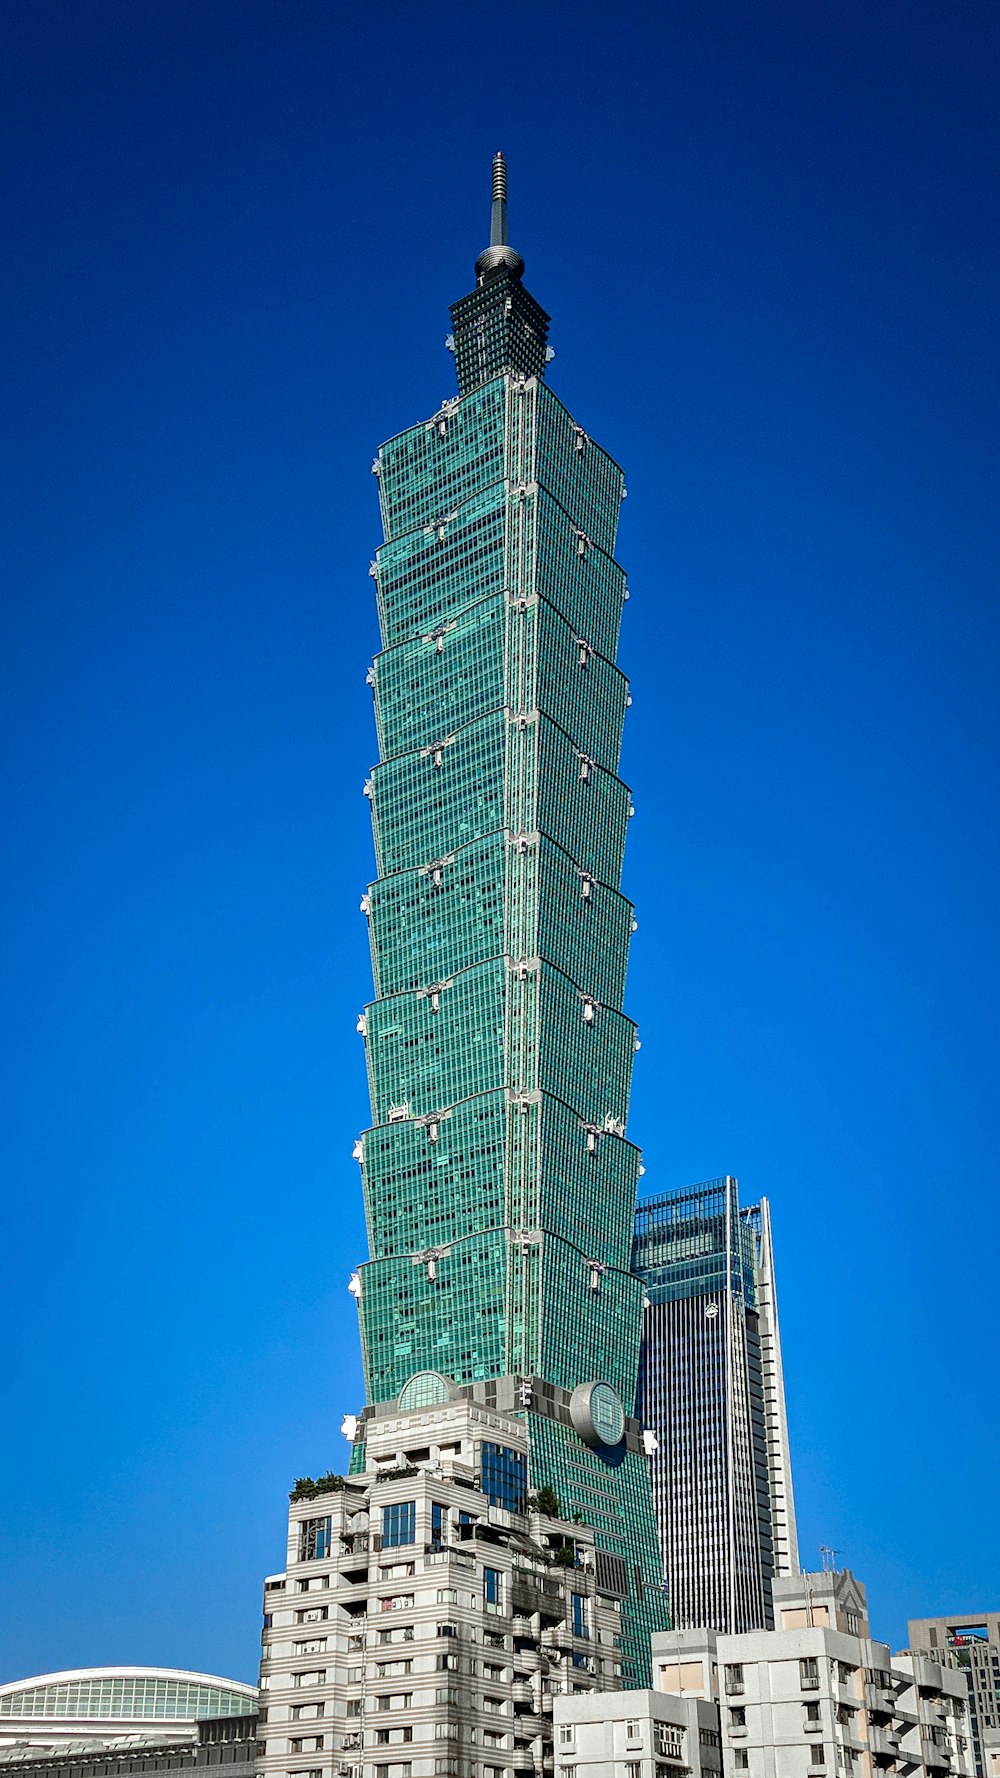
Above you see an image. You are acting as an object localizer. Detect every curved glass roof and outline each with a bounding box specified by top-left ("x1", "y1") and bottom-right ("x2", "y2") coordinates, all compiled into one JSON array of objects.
[{"x1": 0, "y1": 1670, "x2": 256, "y2": 1722}]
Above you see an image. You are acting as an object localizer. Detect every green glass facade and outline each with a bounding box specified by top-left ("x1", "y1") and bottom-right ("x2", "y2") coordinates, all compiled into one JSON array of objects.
[{"x1": 353, "y1": 167, "x2": 667, "y2": 1682}]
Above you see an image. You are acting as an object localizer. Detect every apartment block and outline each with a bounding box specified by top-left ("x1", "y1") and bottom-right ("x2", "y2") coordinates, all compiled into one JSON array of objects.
[
  {"x1": 651, "y1": 1571, "x2": 974, "y2": 1778},
  {"x1": 256, "y1": 1391, "x2": 624, "y2": 1778},
  {"x1": 908, "y1": 1615, "x2": 1000, "y2": 1775},
  {"x1": 551, "y1": 1687, "x2": 723, "y2": 1778}
]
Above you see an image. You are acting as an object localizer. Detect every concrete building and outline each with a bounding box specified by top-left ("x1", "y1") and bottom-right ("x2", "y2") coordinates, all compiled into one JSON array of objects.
[
  {"x1": 551, "y1": 1687, "x2": 723, "y2": 1778},
  {"x1": 651, "y1": 1570, "x2": 974, "y2": 1778},
  {"x1": 907, "y1": 1615, "x2": 1000, "y2": 1776},
  {"x1": 256, "y1": 1386, "x2": 626, "y2": 1778},
  {"x1": 633, "y1": 1181, "x2": 798, "y2": 1633},
  {"x1": 981, "y1": 1727, "x2": 1000, "y2": 1778},
  {"x1": 0, "y1": 1672, "x2": 256, "y2": 1758}
]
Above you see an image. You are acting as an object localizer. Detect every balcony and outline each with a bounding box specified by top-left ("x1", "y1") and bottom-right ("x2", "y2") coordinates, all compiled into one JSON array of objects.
[{"x1": 870, "y1": 1727, "x2": 901, "y2": 1764}]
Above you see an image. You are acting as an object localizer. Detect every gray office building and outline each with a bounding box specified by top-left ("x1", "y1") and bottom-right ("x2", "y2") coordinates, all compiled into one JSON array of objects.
[
  {"x1": 633, "y1": 1178, "x2": 799, "y2": 1632},
  {"x1": 908, "y1": 1612, "x2": 1000, "y2": 1776}
]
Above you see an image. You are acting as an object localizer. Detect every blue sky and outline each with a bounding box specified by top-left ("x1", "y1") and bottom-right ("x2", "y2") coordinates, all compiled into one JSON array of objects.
[{"x1": 1, "y1": 0, "x2": 997, "y2": 1684}]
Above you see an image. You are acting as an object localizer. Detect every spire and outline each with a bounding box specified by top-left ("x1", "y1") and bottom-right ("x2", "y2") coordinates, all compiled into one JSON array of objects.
[
  {"x1": 490, "y1": 150, "x2": 508, "y2": 247},
  {"x1": 475, "y1": 150, "x2": 525, "y2": 283}
]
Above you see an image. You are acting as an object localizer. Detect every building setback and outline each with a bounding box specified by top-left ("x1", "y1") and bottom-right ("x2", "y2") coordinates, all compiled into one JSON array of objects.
[
  {"x1": 633, "y1": 1180, "x2": 798, "y2": 1632},
  {"x1": 348, "y1": 151, "x2": 666, "y2": 1682},
  {"x1": 908, "y1": 1614, "x2": 1000, "y2": 1777}
]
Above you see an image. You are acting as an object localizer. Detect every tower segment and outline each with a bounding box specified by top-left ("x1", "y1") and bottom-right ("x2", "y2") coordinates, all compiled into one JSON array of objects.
[{"x1": 351, "y1": 154, "x2": 667, "y2": 1683}]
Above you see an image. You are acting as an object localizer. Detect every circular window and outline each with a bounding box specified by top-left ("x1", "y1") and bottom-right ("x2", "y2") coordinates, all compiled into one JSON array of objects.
[
  {"x1": 397, "y1": 1371, "x2": 456, "y2": 1412},
  {"x1": 569, "y1": 1380, "x2": 626, "y2": 1449}
]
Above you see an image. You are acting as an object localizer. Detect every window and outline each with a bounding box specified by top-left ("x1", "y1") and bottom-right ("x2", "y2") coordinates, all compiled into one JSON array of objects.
[
  {"x1": 296, "y1": 1606, "x2": 328, "y2": 1624},
  {"x1": 484, "y1": 1696, "x2": 505, "y2": 1714},
  {"x1": 375, "y1": 1728, "x2": 413, "y2": 1746},
  {"x1": 733, "y1": 1751, "x2": 749, "y2": 1770},
  {"x1": 725, "y1": 1664, "x2": 745, "y2": 1694},
  {"x1": 297, "y1": 1517, "x2": 331, "y2": 1562},
  {"x1": 293, "y1": 1638, "x2": 326, "y2": 1655},
  {"x1": 376, "y1": 1660, "x2": 412, "y2": 1678},
  {"x1": 435, "y1": 1722, "x2": 459, "y2": 1739},
  {"x1": 482, "y1": 1731, "x2": 504, "y2": 1749},
  {"x1": 810, "y1": 1746, "x2": 826, "y2": 1767},
  {"x1": 431, "y1": 1502, "x2": 446, "y2": 1547},
  {"x1": 345, "y1": 1699, "x2": 362, "y2": 1718},
  {"x1": 730, "y1": 1708, "x2": 747, "y2": 1728},
  {"x1": 484, "y1": 1567, "x2": 504, "y2": 1612},
  {"x1": 292, "y1": 1670, "x2": 326, "y2": 1688},
  {"x1": 437, "y1": 1623, "x2": 458, "y2": 1637},
  {"x1": 437, "y1": 1588, "x2": 457, "y2": 1605},
  {"x1": 626, "y1": 1765, "x2": 641, "y2": 1778},
  {"x1": 479, "y1": 1441, "x2": 528, "y2": 1512},
  {"x1": 382, "y1": 1501, "x2": 417, "y2": 1547},
  {"x1": 656, "y1": 1724, "x2": 684, "y2": 1757},
  {"x1": 572, "y1": 1593, "x2": 588, "y2": 1639},
  {"x1": 436, "y1": 1653, "x2": 458, "y2": 1672},
  {"x1": 376, "y1": 1694, "x2": 412, "y2": 1712},
  {"x1": 626, "y1": 1720, "x2": 642, "y2": 1741},
  {"x1": 801, "y1": 1658, "x2": 820, "y2": 1690},
  {"x1": 379, "y1": 1593, "x2": 414, "y2": 1612},
  {"x1": 483, "y1": 1662, "x2": 504, "y2": 1679},
  {"x1": 559, "y1": 1726, "x2": 575, "y2": 1747},
  {"x1": 805, "y1": 1703, "x2": 821, "y2": 1726}
]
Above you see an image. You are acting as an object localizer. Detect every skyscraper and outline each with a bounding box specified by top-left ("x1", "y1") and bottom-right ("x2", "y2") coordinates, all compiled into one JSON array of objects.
[
  {"x1": 633, "y1": 1179, "x2": 798, "y2": 1633},
  {"x1": 348, "y1": 153, "x2": 667, "y2": 1682}
]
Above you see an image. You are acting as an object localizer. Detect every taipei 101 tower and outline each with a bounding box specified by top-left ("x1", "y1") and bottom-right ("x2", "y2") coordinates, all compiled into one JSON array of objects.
[
  {"x1": 255, "y1": 160, "x2": 667, "y2": 1760},
  {"x1": 353, "y1": 154, "x2": 666, "y2": 1675}
]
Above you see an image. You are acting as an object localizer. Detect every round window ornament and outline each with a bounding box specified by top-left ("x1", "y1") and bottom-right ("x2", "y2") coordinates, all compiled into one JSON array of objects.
[
  {"x1": 569, "y1": 1380, "x2": 626, "y2": 1449},
  {"x1": 705, "y1": 1302, "x2": 720, "y2": 1320},
  {"x1": 398, "y1": 1370, "x2": 459, "y2": 1412}
]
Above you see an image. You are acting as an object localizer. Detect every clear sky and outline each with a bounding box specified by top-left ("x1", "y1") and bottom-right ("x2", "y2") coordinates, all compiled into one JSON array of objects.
[{"x1": 2, "y1": 0, "x2": 997, "y2": 1687}]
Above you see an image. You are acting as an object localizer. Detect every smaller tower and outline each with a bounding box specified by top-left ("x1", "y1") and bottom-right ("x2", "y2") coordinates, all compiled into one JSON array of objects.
[{"x1": 633, "y1": 1179, "x2": 799, "y2": 1632}]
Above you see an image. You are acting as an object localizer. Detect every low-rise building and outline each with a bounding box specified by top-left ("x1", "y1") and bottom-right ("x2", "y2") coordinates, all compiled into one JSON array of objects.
[
  {"x1": 650, "y1": 1570, "x2": 974, "y2": 1778},
  {"x1": 0, "y1": 1672, "x2": 256, "y2": 1759},
  {"x1": 907, "y1": 1613, "x2": 1000, "y2": 1775},
  {"x1": 552, "y1": 1686, "x2": 723, "y2": 1778},
  {"x1": 0, "y1": 1713, "x2": 256, "y2": 1778}
]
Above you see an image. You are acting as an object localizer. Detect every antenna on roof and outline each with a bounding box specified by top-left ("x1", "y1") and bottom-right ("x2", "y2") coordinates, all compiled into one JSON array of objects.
[{"x1": 491, "y1": 151, "x2": 509, "y2": 247}]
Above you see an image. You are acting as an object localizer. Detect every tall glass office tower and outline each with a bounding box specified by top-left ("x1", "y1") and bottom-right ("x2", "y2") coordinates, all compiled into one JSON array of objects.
[
  {"x1": 633, "y1": 1179, "x2": 799, "y2": 1634},
  {"x1": 349, "y1": 155, "x2": 667, "y2": 1682}
]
